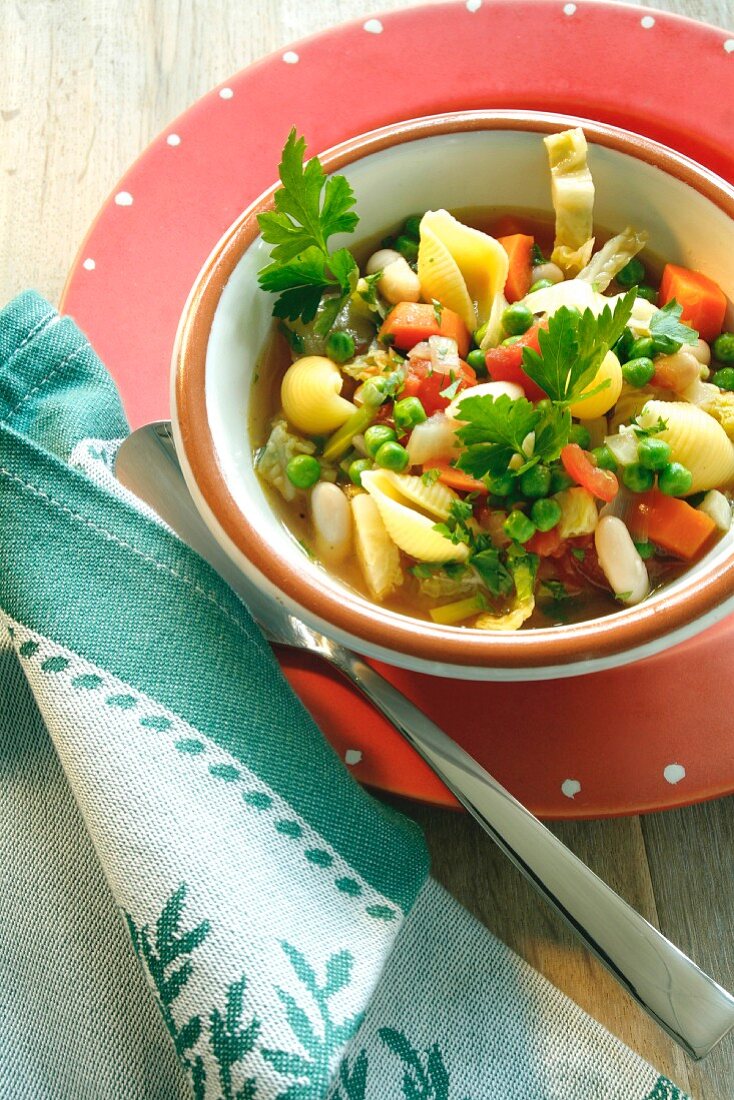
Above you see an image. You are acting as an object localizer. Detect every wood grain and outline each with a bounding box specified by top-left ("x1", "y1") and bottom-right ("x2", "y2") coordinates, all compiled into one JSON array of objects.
[{"x1": 2, "y1": 2, "x2": 733, "y2": 1097}]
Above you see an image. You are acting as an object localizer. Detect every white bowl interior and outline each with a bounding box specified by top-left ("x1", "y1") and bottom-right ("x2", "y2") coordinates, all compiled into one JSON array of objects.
[{"x1": 205, "y1": 122, "x2": 734, "y2": 647}]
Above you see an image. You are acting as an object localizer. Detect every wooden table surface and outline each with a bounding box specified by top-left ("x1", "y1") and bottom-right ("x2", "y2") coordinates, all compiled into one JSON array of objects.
[{"x1": 2, "y1": 2, "x2": 733, "y2": 1096}]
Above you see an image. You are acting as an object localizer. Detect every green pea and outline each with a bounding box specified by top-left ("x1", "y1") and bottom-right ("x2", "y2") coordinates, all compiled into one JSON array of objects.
[
  {"x1": 614, "y1": 328, "x2": 635, "y2": 363},
  {"x1": 713, "y1": 332, "x2": 734, "y2": 365},
  {"x1": 568, "y1": 423, "x2": 591, "y2": 449},
  {"x1": 364, "y1": 424, "x2": 396, "y2": 457},
  {"x1": 503, "y1": 510, "x2": 536, "y2": 544},
  {"x1": 652, "y1": 333, "x2": 683, "y2": 357},
  {"x1": 326, "y1": 330, "x2": 355, "y2": 363},
  {"x1": 637, "y1": 436, "x2": 671, "y2": 470},
  {"x1": 466, "y1": 348, "x2": 487, "y2": 374},
  {"x1": 622, "y1": 463, "x2": 655, "y2": 493},
  {"x1": 622, "y1": 356, "x2": 655, "y2": 388},
  {"x1": 615, "y1": 257, "x2": 646, "y2": 288},
  {"x1": 714, "y1": 368, "x2": 734, "y2": 391},
  {"x1": 502, "y1": 336, "x2": 522, "y2": 346},
  {"x1": 487, "y1": 471, "x2": 515, "y2": 497},
  {"x1": 629, "y1": 336, "x2": 654, "y2": 360},
  {"x1": 531, "y1": 497, "x2": 562, "y2": 532},
  {"x1": 635, "y1": 285, "x2": 658, "y2": 303},
  {"x1": 393, "y1": 396, "x2": 427, "y2": 433},
  {"x1": 403, "y1": 214, "x2": 422, "y2": 240},
  {"x1": 550, "y1": 466, "x2": 575, "y2": 493},
  {"x1": 634, "y1": 540, "x2": 656, "y2": 561},
  {"x1": 658, "y1": 462, "x2": 693, "y2": 496},
  {"x1": 394, "y1": 234, "x2": 419, "y2": 263},
  {"x1": 529, "y1": 278, "x2": 553, "y2": 293},
  {"x1": 518, "y1": 464, "x2": 551, "y2": 499},
  {"x1": 348, "y1": 458, "x2": 372, "y2": 487},
  {"x1": 502, "y1": 303, "x2": 534, "y2": 336},
  {"x1": 375, "y1": 440, "x2": 409, "y2": 472},
  {"x1": 286, "y1": 454, "x2": 321, "y2": 489},
  {"x1": 591, "y1": 445, "x2": 618, "y2": 471}
]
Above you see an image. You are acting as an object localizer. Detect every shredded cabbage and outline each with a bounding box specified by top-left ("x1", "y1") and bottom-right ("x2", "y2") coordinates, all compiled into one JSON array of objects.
[
  {"x1": 417, "y1": 565, "x2": 482, "y2": 600},
  {"x1": 699, "y1": 387, "x2": 734, "y2": 440},
  {"x1": 555, "y1": 487, "x2": 599, "y2": 538},
  {"x1": 474, "y1": 553, "x2": 536, "y2": 632},
  {"x1": 577, "y1": 227, "x2": 649, "y2": 292},
  {"x1": 544, "y1": 128, "x2": 595, "y2": 276},
  {"x1": 256, "y1": 420, "x2": 316, "y2": 502}
]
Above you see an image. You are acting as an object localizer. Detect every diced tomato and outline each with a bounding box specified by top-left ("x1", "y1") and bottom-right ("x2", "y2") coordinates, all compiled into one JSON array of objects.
[
  {"x1": 560, "y1": 444, "x2": 619, "y2": 502},
  {"x1": 484, "y1": 321, "x2": 548, "y2": 401},
  {"x1": 379, "y1": 302, "x2": 471, "y2": 358},
  {"x1": 403, "y1": 358, "x2": 477, "y2": 416},
  {"x1": 525, "y1": 525, "x2": 565, "y2": 557}
]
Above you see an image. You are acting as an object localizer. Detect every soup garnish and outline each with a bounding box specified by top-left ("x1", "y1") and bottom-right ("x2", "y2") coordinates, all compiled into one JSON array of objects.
[{"x1": 252, "y1": 128, "x2": 734, "y2": 630}]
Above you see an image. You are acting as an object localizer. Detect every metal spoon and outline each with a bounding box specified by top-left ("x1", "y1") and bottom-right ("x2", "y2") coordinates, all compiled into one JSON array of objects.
[{"x1": 116, "y1": 420, "x2": 734, "y2": 1060}]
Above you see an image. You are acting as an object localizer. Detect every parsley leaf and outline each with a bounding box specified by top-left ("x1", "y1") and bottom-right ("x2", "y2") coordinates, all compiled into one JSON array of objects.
[
  {"x1": 432, "y1": 299, "x2": 443, "y2": 325},
  {"x1": 421, "y1": 468, "x2": 441, "y2": 486},
  {"x1": 649, "y1": 299, "x2": 698, "y2": 353},
  {"x1": 455, "y1": 395, "x2": 569, "y2": 480},
  {"x1": 472, "y1": 548, "x2": 513, "y2": 596},
  {"x1": 521, "y1": 289, "x2": 636, "y2": 405},
  {"x1": 439, "y1": 376, "x2": 462, "y2": 401},
  {"x1": 630, "y1": 413, "x2": 668, "y2": 438},
  {"x1": 257, "y1": 130, "x2": 360, "y2": 332}
]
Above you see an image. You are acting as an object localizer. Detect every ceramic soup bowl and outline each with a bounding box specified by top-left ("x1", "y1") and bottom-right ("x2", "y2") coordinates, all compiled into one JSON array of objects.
[{"x1": 172, "y1": 110, "x2": 734, "y2": 681}]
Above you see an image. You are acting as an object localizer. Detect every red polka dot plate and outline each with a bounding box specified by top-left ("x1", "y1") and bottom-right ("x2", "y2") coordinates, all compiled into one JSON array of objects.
[{"x1": 62, "y1": 1, "x2": 734, "y2": 817}]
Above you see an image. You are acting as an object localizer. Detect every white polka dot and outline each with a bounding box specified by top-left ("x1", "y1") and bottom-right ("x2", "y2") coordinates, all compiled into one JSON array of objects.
[
  {"x1": 561, "y1": 779, "x2": 581, "y2": 799},
  {"x1": 663, "y1": 763, "x2": 686, "y2": 785},
  {"x1": 641, "y1": 15, "x2": 655, "y2": 28},
  {"x1": 345, "y1": 749, "x2": 363, "y2": 766},
  {"x1": 219, "y1": 87, "x2": 234, "y2": 99},
  {"x1": 82, "y1": 258, "x2": 95, "y2": 271},
  {"x1": 282, "y1": 50, "x2": 299, "y2": 64},
  {"x1": 363, "y1": 18, "x2": 383, "y2": 34},
  {"x1": 114, "y1": 191, "x2": 133, "y2": 206},
  {"x1": 466, "y1": 0, "x2": 482, "y2": 12},
  {"x1": 166, "y1": 133, "x2": 181, "y2": 146},
  {"x1": 724, "y1": 39, "x2": 734, "y2": 53},
  {"x1": 563, "y1": 3, "x2": 576, "y2": 14}
]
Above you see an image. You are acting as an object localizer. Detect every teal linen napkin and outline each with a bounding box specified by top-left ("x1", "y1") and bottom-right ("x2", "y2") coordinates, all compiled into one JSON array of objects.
[{"x1": 0, "y1": 291, "x2": 686, "y2": 1100}]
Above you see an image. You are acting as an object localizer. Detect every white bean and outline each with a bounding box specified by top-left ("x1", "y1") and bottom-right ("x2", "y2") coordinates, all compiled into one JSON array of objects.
[
  {"x1": 594, "y1": 515, "x2": 650, "y2": 605},
  {"x1": 531, "y1": 261, "x2": 564, "y2": 285},
  {"x1": 311, "y1": 482, "x2": 352, "y2": 563},
  {"x1": 365, "y1": 248, "x2": 403, "y2": 275},
  {"x1": 690, "y1": 338, "x2": 711, "y2": 367},
  {"x1": 698, "y1": 490, "x2": 732, "y2": 531},
  {"x1": 378, "y1": 257, "x2": 421, "y2": 304}
]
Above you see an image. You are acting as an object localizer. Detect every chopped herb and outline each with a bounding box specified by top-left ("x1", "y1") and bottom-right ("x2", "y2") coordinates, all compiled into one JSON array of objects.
[
  {"x1": 471, "y1": 547, "x2": 513, "y2": 596},
  {"x1": 521, "y1": 289, "x2": 636, "y2": 406},
  {"x1": 278, "y1": 321, "x2": 305, "y2": 355},
  {"x1": 570, "y1": 546, "x2": 586, "y2": 561},
  {"x1": 531, "y1": 242, "x2": 545, "y2": 266},
  {"x1": 357, "y1": 272, "x2": 383, "y2": 310},
  {"x1": 410, "y1": 563, "x2": 434, "y2": 579},
  {"x1": 433, "y1": 499, "x2": 475, "y2": 546},
  {"x1": 421, "y1": 468, "x2": 442, "y2": 486},
  {"x1": 297, "y1": 539, "x2": 316, "y2": 559},
  {"x1": 432, "y1": 298, "x2": 443, "y2": 325},
  {"x1": 649, "y1": 299, "x2": 698, "y2": 352},
  {"x1": 380, "y1": 332, "x2": 396, "y2": 347},
  {"x1": 439, "y1": 376, "x2": 462, "y2": 401},
  {"x1": 615, "y1": 591, "x2": 633, "y2": 602},
  {"x1": 540, "y1": 580, "x2": 571, "y2": 602},
  {"x1": 630, "y1": 413, "x2": 669, "y2": 438},
  {"x1": 257, "y1": 130, "x2": 359, "y2": 334}
]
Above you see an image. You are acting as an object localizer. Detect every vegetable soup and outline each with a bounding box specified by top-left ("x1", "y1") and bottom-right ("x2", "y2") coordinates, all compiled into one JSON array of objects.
[{"x1": 251, "y1": 128, "x2": 734, "y2": 631}]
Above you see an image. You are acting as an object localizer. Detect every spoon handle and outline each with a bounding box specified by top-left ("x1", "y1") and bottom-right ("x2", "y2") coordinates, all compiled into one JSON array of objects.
[{"x1": 327, "y1": 644, "x2": 734, "y2": 1061}]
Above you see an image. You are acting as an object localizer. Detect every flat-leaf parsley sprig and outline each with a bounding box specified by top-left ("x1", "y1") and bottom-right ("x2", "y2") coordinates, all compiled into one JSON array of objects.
[
  {"x1": 521, "y1": 288, "x2": 636, "y2": 405},
  {"x1": 257, "y1": 130, "x2": 360, "y2": 335},
  {"x1": 454, "y1": 394, "x2": 569, "y2": 481}
]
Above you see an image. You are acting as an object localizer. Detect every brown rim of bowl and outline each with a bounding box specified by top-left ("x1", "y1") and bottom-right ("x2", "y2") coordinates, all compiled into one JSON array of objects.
[{"x1": 174, "y1": 110, "x2": 734, "y2": 670}]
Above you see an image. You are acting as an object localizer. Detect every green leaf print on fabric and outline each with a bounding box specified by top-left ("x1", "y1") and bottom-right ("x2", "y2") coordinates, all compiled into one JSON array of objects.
[
  {"x1": 333, "y1": 1049, "x2": 368, "y2": 1100},
  {"x1": 209, "y1": 975, "x2": 261, "y2": 1100},
  {"x1": 644, "y1": 1077, "x2": 685, "y2": 1100},
  {"x1": 125, "y1": 884, "x2": 211, "y2": 1099},
  {"x1": 378, "y1": 1028, "x2": 459, "y2": 1100},
  {"x1": 262, "y1": 942, "x2": 363, "y2": 1099}
]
